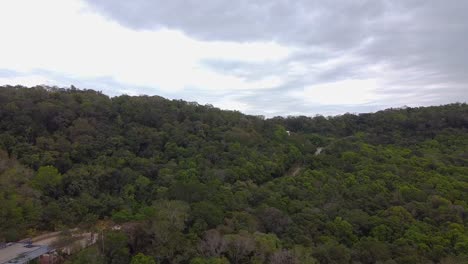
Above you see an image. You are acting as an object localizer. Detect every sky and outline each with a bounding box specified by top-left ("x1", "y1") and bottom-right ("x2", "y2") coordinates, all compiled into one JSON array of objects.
[{"x1": 0, "y1": 0, "x2": 467, "y2": 117}]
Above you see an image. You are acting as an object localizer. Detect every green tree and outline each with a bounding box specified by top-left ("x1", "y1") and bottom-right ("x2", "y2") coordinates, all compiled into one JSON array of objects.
[
  {"x1": 131, "y1": 253, "x2": 156, "y2": 264},
  {"x1": 100, "y1": 231, "x2": 130, "y2": 264},
  {"x1": 147, "y1": 200, "x2": 190, "y2": 262},
  {"x1": 31, "y1": 165, "x2": 62, "y2": 194},
  {"x1": 190, "y1": 257, "x2": 229, "y2": 264},
  {"x1": 191, "y1": 201, "x2": 224, "y2": 228},
  {"x1": 67, "y1": 247, "x2": 104, "y2": 264}
]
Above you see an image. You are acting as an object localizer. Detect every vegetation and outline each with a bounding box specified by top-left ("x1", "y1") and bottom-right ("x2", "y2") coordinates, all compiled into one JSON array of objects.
[{"x1": 0, "y1": 85, "x2": 467, "y2": 263}]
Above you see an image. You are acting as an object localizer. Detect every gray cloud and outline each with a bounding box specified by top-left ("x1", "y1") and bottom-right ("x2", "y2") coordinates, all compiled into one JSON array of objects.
[
  {"x1": 82, "y1": 0, "x2": 468, "y2": 116},
  {"x1": 84, "y1": 0, "x2": 384, "y2": 49}
]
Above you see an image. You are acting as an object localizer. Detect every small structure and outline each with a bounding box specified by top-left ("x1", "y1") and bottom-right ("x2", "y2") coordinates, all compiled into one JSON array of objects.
[
  {"x1": 0, "y1": 242, "x2": 51, "y2": 264},
  {"x1": 315, "y1": 147, "x2": 324, "y2": 156}
]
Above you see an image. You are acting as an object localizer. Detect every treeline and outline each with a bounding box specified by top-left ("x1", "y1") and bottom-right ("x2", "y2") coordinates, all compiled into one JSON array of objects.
[{"x1": 0, "y1": 85, "x2": 467, "y2": 264}]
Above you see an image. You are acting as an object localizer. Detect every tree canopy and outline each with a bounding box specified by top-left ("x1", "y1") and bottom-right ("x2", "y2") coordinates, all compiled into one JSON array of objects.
[{"x1": 0, "y1": 85, "x2": 467, "y2": 263}]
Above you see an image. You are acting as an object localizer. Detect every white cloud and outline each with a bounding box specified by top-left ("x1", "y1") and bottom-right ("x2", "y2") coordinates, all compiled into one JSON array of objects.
[
  {"x1": 0, "y1": 0, "x2": 291, "y2": 93},
  {"x1": 291, "y1": 79, "x2": 381, "y2": 105},
  {"x1": 0, "y1": 74, "x2": 60, "y2": 87},
  {"x1": 213, "y1": 97, "x2": 251, "y2": 113}
]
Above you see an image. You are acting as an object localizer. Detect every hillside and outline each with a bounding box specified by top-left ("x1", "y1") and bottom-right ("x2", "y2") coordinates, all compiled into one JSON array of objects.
[{"x1": 0, "y1": 85, "x2": 467, "y2": 263}]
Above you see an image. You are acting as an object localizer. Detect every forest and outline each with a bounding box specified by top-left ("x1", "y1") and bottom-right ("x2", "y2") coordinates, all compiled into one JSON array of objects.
[{"x1": 0, "y1": 85, "x2": 467, "y2": 264}]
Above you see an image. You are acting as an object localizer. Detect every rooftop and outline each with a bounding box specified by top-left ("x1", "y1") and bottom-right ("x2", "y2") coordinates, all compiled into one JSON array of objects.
[{"x1": 0, "y1": 243, "x2": 49, "y2": 264}]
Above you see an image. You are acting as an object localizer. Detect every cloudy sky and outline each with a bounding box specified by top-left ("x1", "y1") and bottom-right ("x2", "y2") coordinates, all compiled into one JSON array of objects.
[{"x1": 0, "y1": 0, "x2": 467, "y2": 116}]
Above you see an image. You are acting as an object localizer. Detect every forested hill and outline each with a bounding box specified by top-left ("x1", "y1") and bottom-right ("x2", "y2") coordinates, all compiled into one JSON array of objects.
[{"x1": 1, "y1": 85, "x2": 467, "y2": 264}]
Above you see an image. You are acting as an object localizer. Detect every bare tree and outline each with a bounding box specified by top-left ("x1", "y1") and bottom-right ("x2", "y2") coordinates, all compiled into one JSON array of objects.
[
  {"x1": 270, "y1": 250, "x2": 299, "y2": 264},
  {"x1": 224, "y1": 232, "x2": 255, "y2": 264},
  {"x1": 198, "y1": 229, "x2": 226, "y2": 257}
]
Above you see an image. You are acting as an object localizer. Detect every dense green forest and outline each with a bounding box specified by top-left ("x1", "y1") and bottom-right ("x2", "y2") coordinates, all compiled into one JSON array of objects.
[{"x1": 0, "y1": 85, "x2": 467, "y2": 264}]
